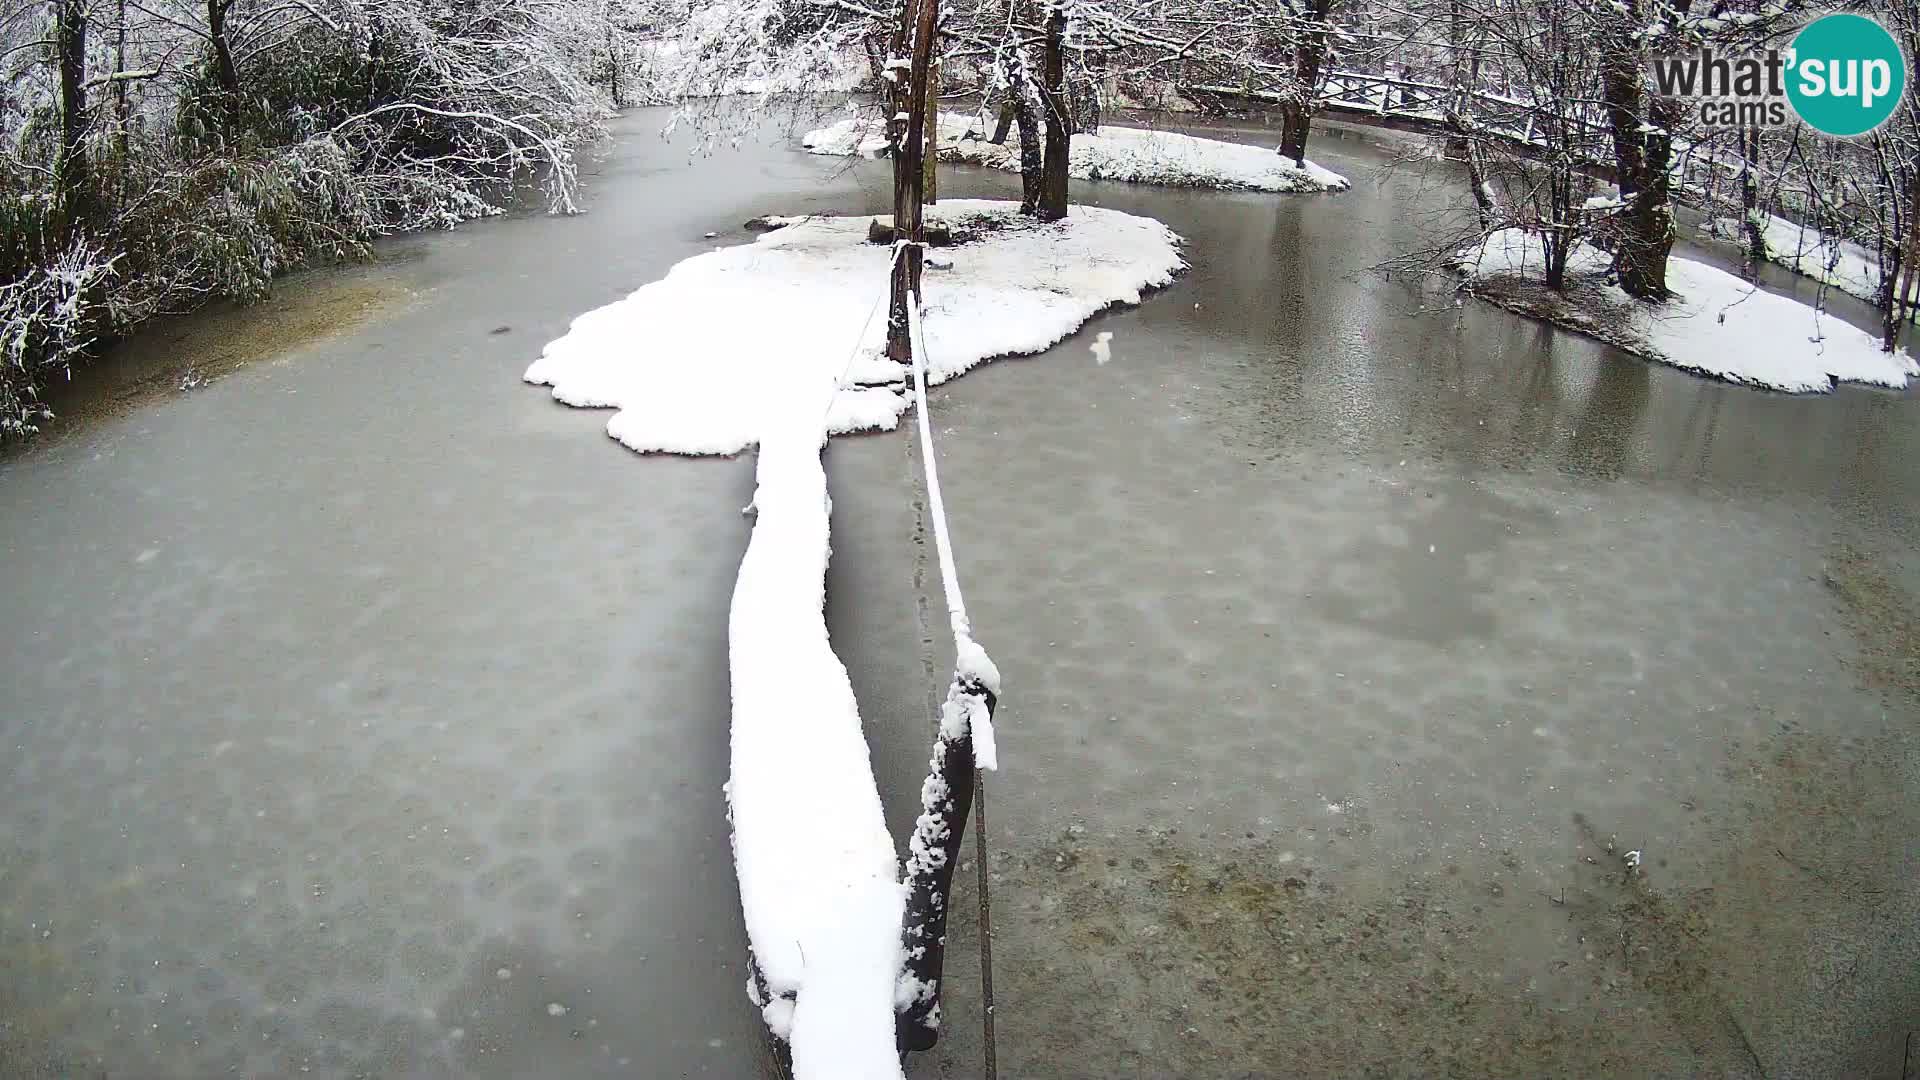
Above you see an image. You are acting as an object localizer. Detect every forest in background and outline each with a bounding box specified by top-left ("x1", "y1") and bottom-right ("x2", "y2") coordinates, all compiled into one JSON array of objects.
[{"x1": 3, "y1": 0, "x2": 1916, "y2": 440}]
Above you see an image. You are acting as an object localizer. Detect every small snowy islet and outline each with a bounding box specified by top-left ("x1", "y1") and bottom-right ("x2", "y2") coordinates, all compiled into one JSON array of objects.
[
  {"x1": 804, "y1": 110, "x2": 1350, "y2": 193},
  {"x1": 1453, "y1": 228, "x2": 1917, "y2": 393},
  {"x1": 525, "y1": 200, "x2": 1186, "y2": 455}
]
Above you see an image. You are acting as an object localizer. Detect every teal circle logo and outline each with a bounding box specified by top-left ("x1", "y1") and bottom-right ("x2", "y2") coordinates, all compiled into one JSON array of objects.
[{"x1": 1785, "y1": 14, "x2": 1907, "y2": 137}]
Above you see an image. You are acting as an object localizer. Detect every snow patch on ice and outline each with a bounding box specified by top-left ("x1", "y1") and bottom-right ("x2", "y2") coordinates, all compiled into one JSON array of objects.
[
  {"x1": 803, "y1": 111, "x2": 1350, "y2": 193},
  {"x1": 525, "y1": 200, "x2": 1185, "y2": 455},
  {"x1": 1452, "y1": 228, "x2": 1918, "y2": 394}
]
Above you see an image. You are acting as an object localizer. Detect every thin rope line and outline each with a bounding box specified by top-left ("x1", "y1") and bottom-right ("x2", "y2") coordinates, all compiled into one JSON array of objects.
[
  {"x1": 815, "y1": 252, "x2": 901, "y2": 436},
  {"x1": 905, "y1": 289, "x2": 969, "y2": 635},
  {"x1": 906, "y1": 282, "x2": 998, "y2": 1078}
]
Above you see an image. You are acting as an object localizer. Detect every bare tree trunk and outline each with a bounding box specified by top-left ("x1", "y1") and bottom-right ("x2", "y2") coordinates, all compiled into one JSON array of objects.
[
  {"x1": 886, "y1": 0, "x2": 912, "y2": 158},
  {"x1": 1278, "y1": 0, "x2": 1331, "y2": 168},
  {"x1": 887, "y1": 0, "x2": 938, "y2": 362},
  {"x1": 1615, "y1": 94, "x2": 1679, "y2": 298},
  {"x1": 114, "y1": 0, "x2": 129, "y2": 167},
  {"x1": 1445, "y1": 0, "x2": 1492, "y2": 229},
  {"x1": 923, "y1": 55, "x2": 938, "y2": 204},
  {"x1": 1599, "y1": 32, "x2": 1644, "y2": 197},
  {"x1": 1279, "y1": 102, "x2": 1305, "y2": 166},
  {"x1": 207, "y1": 0, "x2": 242, "y2": 135},
  {"x1": 606, "y1": 2, "x2": 625, "y2": 108},
  {"x1": 1005, "y1": 45, "x2": 1044, "y2": 215},
  {"x1": 1600, "y1": 0, "x2": 1686, "y2": 300},
  {"x1": 54, "y1": 0, "x2": 91, "y2": 233},
  {"x1": 1037, "y1": 3, "x2": 1069, "y2": 221},
  {"x1": 1886, "y1": 169, "x2": 1920, "y2": 353},
  {"x1": 1460, "y1": 132, "x2": 1495, "y2": 229},
  {"x1": 1545, "y1": 236, "x2": 1568, "y2": 290},
  {"x1": 1738, "y1": 124, "x2": 1766, "y2": 273},
  {"x1": 1886, "y1": 246, "x2": 1910, "y2": 353}
]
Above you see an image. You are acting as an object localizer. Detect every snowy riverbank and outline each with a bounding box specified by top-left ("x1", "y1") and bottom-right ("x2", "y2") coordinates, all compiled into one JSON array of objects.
[
  {"x1": 525, "y1": 199, "x2": 1182, "y2": 1077},
  {"x1": 803, "y1": 111, "x2": 1350, "y2": 193},
  {"x1": 1706, "y1": 212, "x2": 1909, "y2": 320},
  {"x1": 1452, "y1": 229, "x2": 1918, "y2": 394}
]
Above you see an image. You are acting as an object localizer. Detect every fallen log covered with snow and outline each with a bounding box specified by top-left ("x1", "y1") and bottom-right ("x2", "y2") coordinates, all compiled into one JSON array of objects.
[
  {"x1": 729, "y1": 414, "x2": 906, "y2": 1079},
  {"x1": 804, "y1": 111, "x2": 1351, "y2": 194}
]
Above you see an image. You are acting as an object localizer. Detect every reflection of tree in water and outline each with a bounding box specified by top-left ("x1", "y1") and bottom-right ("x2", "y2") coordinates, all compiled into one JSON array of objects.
[
  {"x1": 1563, "y1": 351, "x2": 1652, "y2": 482},
  {"x1": 1311, "y1": 474, "x2": 1557, "y2": 646},
  {"x1": 1660, "y1": 386, "x2": 1724, "y2": 480}
]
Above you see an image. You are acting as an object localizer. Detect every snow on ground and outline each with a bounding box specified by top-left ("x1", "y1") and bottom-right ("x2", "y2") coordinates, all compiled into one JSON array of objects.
[
  {"x1": 803, "y1": 110, "x2": 1350, "y2": 193},
  {"x1": 525, "y1": 200, "x2": 1185, "y2": 455},
  {"x1": 1453, "y1": 229, "x2": 1918, "y2": 393},
  {"x1": 525, "y1": 200, "x2": 1181, "y2": 1077},
  {"x1": 1708, "y1": 212, "x2": 1892, "y2": 310}
]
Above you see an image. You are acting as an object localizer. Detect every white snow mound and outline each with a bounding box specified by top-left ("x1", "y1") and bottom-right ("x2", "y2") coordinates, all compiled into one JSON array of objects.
[
  {"x1": 524, "y1": 199, "x2": 1186, "y2": 455},
  {"x1": 1453, "y1": 229, "x2": 1918, "y2": 394},
  {"x1": 804, "y1": 111, "x2": 1350, "y2": 193}
]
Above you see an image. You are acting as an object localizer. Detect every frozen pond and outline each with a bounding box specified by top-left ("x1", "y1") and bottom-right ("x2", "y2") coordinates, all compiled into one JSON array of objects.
[
  {"x1": 841, "y1": 123, "x2": 1920, "y2": 1077},
  {"x1": 3, "y1": 110, "x2": 1918, "y2": 1077},
  {"x1": 0, "y1": 109, "x2": 876, "y2": 1078}
]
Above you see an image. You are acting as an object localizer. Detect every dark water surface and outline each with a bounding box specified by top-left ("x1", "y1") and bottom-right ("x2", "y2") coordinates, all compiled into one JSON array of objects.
[
  {"x1": 836, "y1": 120, "x2": 1920, "y2": 1078},
  {"x1": 2, "y1": 110, "x2": 1916, "y2": 1078}
]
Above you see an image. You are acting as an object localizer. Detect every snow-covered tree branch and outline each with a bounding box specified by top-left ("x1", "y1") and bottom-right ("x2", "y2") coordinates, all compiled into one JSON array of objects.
[{"x1": 0, "y1": 0, "x2": 645, "y2": 438}]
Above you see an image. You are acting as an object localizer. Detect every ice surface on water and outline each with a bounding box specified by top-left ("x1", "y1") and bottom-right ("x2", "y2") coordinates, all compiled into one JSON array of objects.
[
  {"x1": 4, "y1": 106, "x2": 1917, "y2": 1080},
  {"x1": 861, "y1": 324, "x2": 1920, "y2": 1076}
]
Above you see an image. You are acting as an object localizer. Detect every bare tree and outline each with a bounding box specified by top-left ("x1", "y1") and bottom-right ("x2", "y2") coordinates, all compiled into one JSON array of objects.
[
  {"x1": 1036, "y1": 0, "x2": 1066, "y2": 218},
  {"x1": 1595, "y1": 0, "x2": 1693, "y2": 299},
  {"x1": 1865, "y1": 2, "x2": 1918, "y2": 352},
  {"x1": 887, "y1": 0, "x2": 939, "y2": 358},
  {"x1": 53, "y1": 0, "x2": 90, "y2": 231},
  {"x1": 1278, "y1": 0, "x2": 1333, "y2": 167},
  {"x1": 992, "y1": 29, "x2": 1046, "y2": 213},
  {"x1": 1412, "y1": 0, "x2": 1607, "y2": 289}
]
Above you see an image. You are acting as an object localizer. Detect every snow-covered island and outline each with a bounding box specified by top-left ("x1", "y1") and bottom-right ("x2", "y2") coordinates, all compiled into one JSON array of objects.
[
  {"x1": 525, "y1": 200, "x2": 1185, "y2": 454},
  {"x1": 1452, "y1": 229, "x2": 1919, "y2": 394},
  {"x1": 804, "y1": 111, "x2": 1350, "y2": 194}
]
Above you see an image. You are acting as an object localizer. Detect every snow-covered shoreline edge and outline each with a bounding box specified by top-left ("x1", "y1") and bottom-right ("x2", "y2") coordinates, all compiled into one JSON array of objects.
[
  {"x1": 1705, "y1": 212, "x2": 1912, "y2": 322},
  {"x1": 803, "y1": 110, "x2": 1350, "y2": 194},
  {"x1": 1450, "y1": 229, "x2": 1917, "y2": 395}
]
